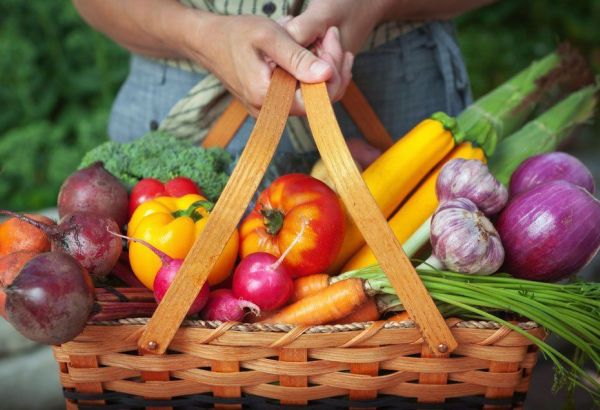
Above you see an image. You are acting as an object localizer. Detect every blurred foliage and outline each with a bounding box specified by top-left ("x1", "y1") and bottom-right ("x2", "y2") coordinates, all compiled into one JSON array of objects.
[
  {"x1": 0, "y1": 1, "x2": 128, "y2": 211},
  {"x1": 0, "y1": 0, "x2": 598, "y2": 211},
  {"x1": 456, "y1": 0, "x2": 600, "y2": 98}
]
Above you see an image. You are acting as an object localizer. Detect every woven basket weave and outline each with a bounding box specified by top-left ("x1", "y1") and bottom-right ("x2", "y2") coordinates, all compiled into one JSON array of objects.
[
  {"x1": 51, "y1": 70, "x2": 547, "y2": 409},
  {"x1": 53, "y1": 317, "x2": 544, "y2": 409}
]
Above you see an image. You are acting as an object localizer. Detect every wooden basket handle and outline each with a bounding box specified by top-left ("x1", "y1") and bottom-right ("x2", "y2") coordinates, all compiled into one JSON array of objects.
[
  {"x1": 138, "y1": 68, "x2": 457, "y2": 355},
  {"x1": 301, "y1": 82, "x2": 457, "y2": 354},
  {"x1": 201, "y1": 80, "x2": 394, "y2": 151}
]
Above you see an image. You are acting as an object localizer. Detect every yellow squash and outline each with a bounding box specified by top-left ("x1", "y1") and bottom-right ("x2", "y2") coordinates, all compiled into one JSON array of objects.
[
  {"x1": 342, "y1": 142, "x2": 486, "y2": 271},
  {"x1": 328, "y1": 113, "x2": 458, "y2": 273}
]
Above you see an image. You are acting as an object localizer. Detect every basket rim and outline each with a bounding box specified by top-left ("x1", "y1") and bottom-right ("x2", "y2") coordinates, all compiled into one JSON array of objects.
[{"x1": 87, "y1": 318, "x2": 540, "y2": 334}]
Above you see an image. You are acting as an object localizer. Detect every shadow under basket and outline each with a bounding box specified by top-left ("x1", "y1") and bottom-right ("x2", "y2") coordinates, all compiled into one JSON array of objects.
[{"x1": 53, "y1": 318, "x2": 545, "y2": 410}]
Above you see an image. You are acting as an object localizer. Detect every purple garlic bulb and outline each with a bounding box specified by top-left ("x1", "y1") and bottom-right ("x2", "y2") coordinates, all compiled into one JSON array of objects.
[
  {"x1": 430, "y1": 198, "x2": 504, "y2": 275},
  {"x1": 436, "y1": 159, "x2": 508, "y2": 216}
]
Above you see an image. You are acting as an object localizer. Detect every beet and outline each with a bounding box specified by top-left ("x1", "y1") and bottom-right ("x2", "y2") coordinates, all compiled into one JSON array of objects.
[
  {"x1": 5, "y1": 252, "x2": 95, "y2": 345},
  {"x1": 0, "y1": 251, "x2": 38, "y2": 318},
  {"x1": 58, "y1": 162, "x2": 129, "y2": 227}
]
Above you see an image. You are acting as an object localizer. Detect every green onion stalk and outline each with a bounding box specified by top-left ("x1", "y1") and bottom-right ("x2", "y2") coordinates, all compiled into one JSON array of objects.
[
  {"x1": 456, "y1": 44, "x2": 592, "y2": 156},
  {"x1": 488, "y1": 82, "x2": 599, "y2": 186},
  {"x1": 334, "y1": 266, "x2": 600, "y2": 402}
]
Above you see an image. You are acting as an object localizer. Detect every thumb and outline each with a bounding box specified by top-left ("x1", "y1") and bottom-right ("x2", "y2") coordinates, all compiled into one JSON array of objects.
[
  {"x1": 284, "y1": 14, "x2": 325, "y2": 47},
  {"x1": 263, "y1": 36, "x2": 333, "y2": 83}
]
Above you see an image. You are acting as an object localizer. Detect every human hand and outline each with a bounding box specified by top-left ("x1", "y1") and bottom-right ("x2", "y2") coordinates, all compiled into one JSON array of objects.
[
  {"x1": 183, "y1": 14, "x2": 350, "y2": 116},
  {"x1": 284, "y1": 0, "x2": 387, "y2": 54}
]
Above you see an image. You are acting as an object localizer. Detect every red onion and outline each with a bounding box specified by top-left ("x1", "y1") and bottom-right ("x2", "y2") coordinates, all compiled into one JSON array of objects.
[
  {"x1": 509, "y1": 152, "x2": 595, "y2": 197},
  {"x1": 429, "y1": 198, "x2": 504, "y2": 274},
  {"x1": 496, "y1": 180, "x2": 600, "y2": 281},
  {"x1": 436, "y1": 159, "x2": 508, "y2": 216}
]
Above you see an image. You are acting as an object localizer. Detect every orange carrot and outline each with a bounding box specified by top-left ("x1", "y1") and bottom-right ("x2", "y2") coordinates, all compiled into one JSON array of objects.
[
  {"x1": 263, "y1": 278, "x2": 367, "y2": 325},
  {"x1": 335, "y1": 297, "x2": 380, "y2": 324},
  {"x1": 387, "y1": 311, "x2": 411, "y2": 322},
  {"x1": 290, "y1": 273, "x2": 330, "y2": 302}
]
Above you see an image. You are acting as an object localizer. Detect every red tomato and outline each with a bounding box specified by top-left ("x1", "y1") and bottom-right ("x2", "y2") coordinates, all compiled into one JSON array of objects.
[
  {"x1": 165, "y1": 176, "x2": 203, "y2": 197},
  {"x1": 239, "y1": 174, "x2": 345, "y2": 277},
  {"x1": 129, "y1": 177, "x2": 202, "y2": 216}
]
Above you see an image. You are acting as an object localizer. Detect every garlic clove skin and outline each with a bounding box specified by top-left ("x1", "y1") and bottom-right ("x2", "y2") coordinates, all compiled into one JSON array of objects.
[
  {"x1": 431, "y1": 198, "x2": 505, "y2": 275},
  {"x1": 436, "y1": 159, "x2": 508, "y2": 216}
]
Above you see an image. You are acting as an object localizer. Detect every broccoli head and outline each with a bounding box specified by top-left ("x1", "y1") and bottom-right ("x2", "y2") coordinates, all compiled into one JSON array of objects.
[{"x1": 79, "y1": 131, "x2": 232, "y2": 201}]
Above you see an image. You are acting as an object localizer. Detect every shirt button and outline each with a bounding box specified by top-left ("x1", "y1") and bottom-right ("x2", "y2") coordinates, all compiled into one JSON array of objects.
[{"x1": 262, "y1": 1, "x2": 276, "y2": 16}]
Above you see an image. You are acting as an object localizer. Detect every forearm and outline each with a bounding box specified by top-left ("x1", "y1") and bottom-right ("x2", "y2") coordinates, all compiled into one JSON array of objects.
[
  {"x1": 376, "y1": 0, "x2": 496, "y2": 22},
  {"x1": 71, "y1": 0, "x2": 212, "y2": 60}
]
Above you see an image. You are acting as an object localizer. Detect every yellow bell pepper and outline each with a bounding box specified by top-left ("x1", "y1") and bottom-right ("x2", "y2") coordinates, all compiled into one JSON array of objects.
[{"x1": 127, "y1": 194, "x2": 239, "y2": 290}]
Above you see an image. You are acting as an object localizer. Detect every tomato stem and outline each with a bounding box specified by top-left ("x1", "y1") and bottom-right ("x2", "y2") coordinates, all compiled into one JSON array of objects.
[{"x1": 260, "y1": 207, "x2": 285, "y2": 236}]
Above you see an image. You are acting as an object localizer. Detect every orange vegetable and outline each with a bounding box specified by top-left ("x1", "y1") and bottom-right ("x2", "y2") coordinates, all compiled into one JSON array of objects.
[
  {"x1": 387, "y1": 311, "x2": 411, "y2": 322},
  {"x1": 290, "y1": 273, "x2": 330, "y2": 302},
  {"x1": 263, "y1": 278, "x2": 367, "y2": 325},
  {"x1": 0, "y1": 214, "x2": 54, "y2": 256},
  {"x1": 335, "y1": 298, "x2": 380, "y2": 324}
]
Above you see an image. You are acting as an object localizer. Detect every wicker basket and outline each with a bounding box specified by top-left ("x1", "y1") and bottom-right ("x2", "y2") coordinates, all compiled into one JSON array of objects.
[
  {"x1": 53, "y1": 69, "x2": 546, "y2": 409},
  {"x1": 54, "y1": 316, "x2": 544, "y2": 409}
]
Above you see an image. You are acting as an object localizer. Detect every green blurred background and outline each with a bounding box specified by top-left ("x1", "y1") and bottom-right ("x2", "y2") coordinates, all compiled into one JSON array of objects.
[{"x1": 0, "y1": 0, "x2": 598, "y2": 211}]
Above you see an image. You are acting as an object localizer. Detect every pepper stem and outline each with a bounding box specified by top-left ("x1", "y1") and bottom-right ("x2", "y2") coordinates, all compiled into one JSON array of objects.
[
  {"x1": 260, "y1": 207, "x2": 285, "y2": 236},
  {"x1": 172, "y1": 200, "x2": 214, "y2": 222}
]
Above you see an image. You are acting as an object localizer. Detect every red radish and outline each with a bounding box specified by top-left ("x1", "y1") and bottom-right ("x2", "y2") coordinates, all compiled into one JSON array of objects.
[
  {"x1": 109, "y1": 231, "x2": 209, "y2": 314},
  {"x1": 201, "y1": 289, "x2": 260, "y2": 322},
  {"x1": 232, "y1": 218, "x2": 309, "y2": 310},
  {"x1": 58, "y1": 162, "x2": 129, "y2": 227},
  {"x1": 0, "y1": 210, "x2": 122, "y2": 276},
  {"x1": 232, "y1": 252, "x2": 293, "y2": 311}
]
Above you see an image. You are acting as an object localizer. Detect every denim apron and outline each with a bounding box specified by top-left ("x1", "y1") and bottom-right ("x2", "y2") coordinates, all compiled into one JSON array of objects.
[{"x1": 108, "y1": 21, "x2": 472, "y2": 157}]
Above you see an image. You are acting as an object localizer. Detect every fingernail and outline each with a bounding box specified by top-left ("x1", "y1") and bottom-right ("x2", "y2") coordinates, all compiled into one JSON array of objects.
[
  {"x1": 332, "y1": 26, "x2": 340, "y2": 40},
  {"x1": 310, "y1": 60, "x2": 330, "y2": 77}
]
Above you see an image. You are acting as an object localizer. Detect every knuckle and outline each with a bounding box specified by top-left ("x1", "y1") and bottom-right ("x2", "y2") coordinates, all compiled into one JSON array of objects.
[{"x1": 288, "y1": 49, "x2": 312, "y2": 72}]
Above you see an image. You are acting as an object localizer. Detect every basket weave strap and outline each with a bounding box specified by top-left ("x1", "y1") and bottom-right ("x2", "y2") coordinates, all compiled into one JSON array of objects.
[
  {"x1": 201, "y1": 80, "x2": 394, "y2": 150},
  {"x1": 138, "y1": 67, "x2": 456, "y2": 356}
]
